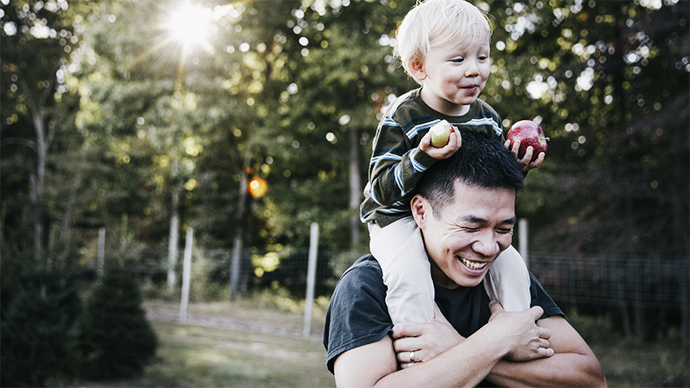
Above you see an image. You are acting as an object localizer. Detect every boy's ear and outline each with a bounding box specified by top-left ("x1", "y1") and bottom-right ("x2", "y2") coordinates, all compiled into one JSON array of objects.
[{"x1": 407, "y1": 57, "x2": 427, "y2": 82}]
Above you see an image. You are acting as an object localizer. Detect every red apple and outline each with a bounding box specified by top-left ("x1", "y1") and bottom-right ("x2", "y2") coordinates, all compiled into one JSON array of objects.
[{"x1": 506, "y1": 120, "x2": 548, "y2": 162}]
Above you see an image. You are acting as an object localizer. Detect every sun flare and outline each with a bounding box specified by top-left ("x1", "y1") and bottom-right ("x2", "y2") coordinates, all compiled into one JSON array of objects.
[{"x1": 166, "y1": 3, "x2": 212, "y2": 47}]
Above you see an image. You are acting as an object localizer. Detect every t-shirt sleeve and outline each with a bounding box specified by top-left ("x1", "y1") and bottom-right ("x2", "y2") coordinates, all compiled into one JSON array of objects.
[
  {"x1": 529, "y1": 271, "x2": 564, "y2": 319},
  {"x1": 323, "y1": 257, "x2": 393, "y2": 374}
]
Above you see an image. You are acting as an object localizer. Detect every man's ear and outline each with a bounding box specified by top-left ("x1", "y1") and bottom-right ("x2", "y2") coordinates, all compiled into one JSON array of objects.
[
  {"x1": 410, "y1": 194, "x2": 429, "y2": 229},
  {"x1": 407, "y1": 56, "x2": 427, "y2": 82}
]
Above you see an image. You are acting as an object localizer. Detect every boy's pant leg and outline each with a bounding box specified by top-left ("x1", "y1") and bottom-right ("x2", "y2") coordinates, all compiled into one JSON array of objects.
[
  {"x1": 368, "y1": 217, "x2": 435, "y2": 325},
  {"x1": 483, "y1": 245, "x2": 531, "y2": 312}
]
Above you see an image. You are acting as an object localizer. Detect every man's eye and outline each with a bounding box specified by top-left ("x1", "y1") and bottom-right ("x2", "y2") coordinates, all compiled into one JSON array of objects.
[
  {"x1": 496, "y1": 228, "x2": 513, "y2": 234},
  {"x1": 463, "y1": 227, "x2": 479, "y2": 232}
]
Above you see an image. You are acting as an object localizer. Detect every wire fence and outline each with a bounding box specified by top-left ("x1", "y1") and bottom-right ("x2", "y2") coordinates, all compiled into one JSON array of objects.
[
  {"x1": 529, "y1": 253, "x2": 690, "y2": 311},
  {"x1": 130, "y1": 247, "x2": 689, "y2": 314}
]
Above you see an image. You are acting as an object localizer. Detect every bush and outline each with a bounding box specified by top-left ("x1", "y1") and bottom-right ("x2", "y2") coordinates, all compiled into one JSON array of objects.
[
  {"x1": 79, "y1": 268, "x2": 158, "y2": 380},
  {"x1": 0, "y1": 267, "x2": 83, "y2": 387}
]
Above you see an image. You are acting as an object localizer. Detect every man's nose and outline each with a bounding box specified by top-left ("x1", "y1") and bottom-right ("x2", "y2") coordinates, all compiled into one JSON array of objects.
[{"x1": 472, "y1": 230, "x2": 500, "y2": 257}]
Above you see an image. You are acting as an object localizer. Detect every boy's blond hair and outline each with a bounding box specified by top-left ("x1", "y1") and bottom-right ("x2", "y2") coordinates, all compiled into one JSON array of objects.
[{"x1": 396, "y1": 0, "x2": 493, "y2": 78}]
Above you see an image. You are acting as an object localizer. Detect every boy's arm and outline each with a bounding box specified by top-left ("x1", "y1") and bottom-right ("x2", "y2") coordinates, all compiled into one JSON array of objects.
[
  {"x1": 367, "y1": 121, "x2": 437, "y2": 207},
  {"x1": 368, "y1": 121, "x2": 460, "y2": 207}
]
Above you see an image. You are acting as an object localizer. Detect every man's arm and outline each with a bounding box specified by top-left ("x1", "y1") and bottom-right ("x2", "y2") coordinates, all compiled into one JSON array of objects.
[
  {"x1": 333, "y1": 306, "x2": 547, "y2": 388},
  {"x1": 386, "y1": 304, "x2": 606, "y2": 388},
  {"x1": 486, "y1": 315, "x2": 607, "y2": 387}
]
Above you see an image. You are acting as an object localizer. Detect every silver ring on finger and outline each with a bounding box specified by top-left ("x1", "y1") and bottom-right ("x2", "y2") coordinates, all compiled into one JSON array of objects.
[{"x1": 409, "y1": 351, "x2": 415, "y2": 363}]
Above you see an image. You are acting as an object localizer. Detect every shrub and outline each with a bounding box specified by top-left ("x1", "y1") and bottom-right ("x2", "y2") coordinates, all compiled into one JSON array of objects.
[
  {"x1": 79, "y1": 268, "x2": 158, "y2": 380},
  {"x1": 0, "y1": 267, "x2": 83, "y2": 387}
]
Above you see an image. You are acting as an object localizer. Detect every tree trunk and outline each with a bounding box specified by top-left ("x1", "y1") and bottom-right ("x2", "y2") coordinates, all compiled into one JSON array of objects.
[
  {"x1": 348, "y1": 127, "x2": 362, "y2": 247},
  {"x1": 167, "y1": 186, "x2": 181, "y2": 294},
  {"x1": 0, "y1": 201, "x2": 7, "y2": 255},
  {"x1": 671, "y1": 185, "x2": 690, "y2": 346},
  {"x1": 229, "y1": 154, "x2": 251, "y2": 297},
  {"x1": 29, "y1": 107, "x2": 47, "y2": 266}
]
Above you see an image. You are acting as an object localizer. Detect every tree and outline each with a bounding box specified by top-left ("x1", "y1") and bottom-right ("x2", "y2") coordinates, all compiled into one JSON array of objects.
[
  {"x1": 482, "y1": 0, "x2": 689, "y2": 337},
  {"x1": 1, "y1": 0, "x2": 83, "y2": 265},
  {"x1": 79, "y1": 267, "x2": 157, "y2": 380}
]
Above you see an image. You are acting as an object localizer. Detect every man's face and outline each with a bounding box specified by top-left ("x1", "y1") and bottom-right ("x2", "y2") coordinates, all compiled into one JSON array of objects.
[{"x1": 411, "y1": 181, "x2": 516, "y2": 289}]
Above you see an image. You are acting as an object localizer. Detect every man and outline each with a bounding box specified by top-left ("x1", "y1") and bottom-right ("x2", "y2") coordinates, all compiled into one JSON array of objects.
[{"x1": 323, "y1": 131, "x2": 606, "y2": 387}]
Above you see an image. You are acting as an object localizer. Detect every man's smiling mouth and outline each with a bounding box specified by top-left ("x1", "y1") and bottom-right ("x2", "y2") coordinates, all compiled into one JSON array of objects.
[{"x1": 457, "y1": 256, "x2": 488, "y2": 270}]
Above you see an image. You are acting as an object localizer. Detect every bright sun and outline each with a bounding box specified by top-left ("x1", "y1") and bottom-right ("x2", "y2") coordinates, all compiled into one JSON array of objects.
[{"x1": 166, "y1": 3, "x2": 212, "y2": 46}]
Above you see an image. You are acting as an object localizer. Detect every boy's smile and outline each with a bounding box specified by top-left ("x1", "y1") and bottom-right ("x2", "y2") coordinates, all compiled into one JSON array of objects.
[{"x1": 410, "y1": 31, "x2": 491, "y2": 116}]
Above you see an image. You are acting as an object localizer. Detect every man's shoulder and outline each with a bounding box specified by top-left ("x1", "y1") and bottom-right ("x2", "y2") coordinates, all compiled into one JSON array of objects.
[
  {"x1": 336, "y1": 255, "x2": 385, "y2": 293},
  {"x1": 324, "y1": 254, "x2": 392, "y2": 373}
]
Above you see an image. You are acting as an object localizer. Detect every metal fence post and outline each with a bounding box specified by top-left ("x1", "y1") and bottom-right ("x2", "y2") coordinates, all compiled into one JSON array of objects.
[
  {"x1": 97, "y1": 227, "x2": 105, "y2": 278},
  {"x1": 518, "y1": 218, "x2": 529, "y2": 268},
  {"x1": 180, "y1": 227, "x2": 193, "y2": 323},
  {"x1": 303, "y1": 222, "x2": 319, "y2": 337}
]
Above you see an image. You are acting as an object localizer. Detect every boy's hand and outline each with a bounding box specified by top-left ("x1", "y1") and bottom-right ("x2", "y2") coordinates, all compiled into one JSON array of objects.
[
  {"x1": 420, "y1": 125, "x2": 462, "y2": 160},
  {"x1": 505, "y1": 139, "x2": 545, "y2": 171}
]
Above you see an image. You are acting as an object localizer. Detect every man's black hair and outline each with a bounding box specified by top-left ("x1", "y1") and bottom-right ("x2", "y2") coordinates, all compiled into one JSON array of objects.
[{"x1": 416, "y1": 130, "x2": 525, "y2": 217}]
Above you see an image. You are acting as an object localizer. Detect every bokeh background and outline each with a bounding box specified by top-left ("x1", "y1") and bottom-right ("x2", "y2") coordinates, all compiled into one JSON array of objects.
[{"x1": 1, "y1": 0, "x2": 688, "y2": 386}]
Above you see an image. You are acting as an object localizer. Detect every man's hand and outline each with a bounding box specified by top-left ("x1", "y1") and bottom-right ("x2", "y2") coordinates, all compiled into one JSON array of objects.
[
  {"x1": 392, "y1": 304, "x2": 464, "y2": 369},
  {"x1": 420, "y1": 126, "x2": 462, "y2": 160},
  {"x1": 505, "y1": 139, "x2": 545, "y2": 171},
  {"x1": 488, "y1": 301, "x2": 554, "y2": 361}
]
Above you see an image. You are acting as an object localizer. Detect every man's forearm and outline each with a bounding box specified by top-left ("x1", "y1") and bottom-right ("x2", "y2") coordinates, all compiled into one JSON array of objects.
[
  {"x1": 486, "y1": 316, "x2": 607, "y2": 388},
  {"x1": 375, "y1": 326, "x2": 510, "y2": 388},
  {"x1": 336, "y1": 322, "x2": 514, "y2": 388},
  {"x1": 486, "y1": 352, "x2": 607, "y2": 388}
]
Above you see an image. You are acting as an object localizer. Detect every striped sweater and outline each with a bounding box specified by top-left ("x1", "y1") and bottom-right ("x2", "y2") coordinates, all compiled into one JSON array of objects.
[{"x1": 360, "y1": 88, "x2": 504, "y2": 227}]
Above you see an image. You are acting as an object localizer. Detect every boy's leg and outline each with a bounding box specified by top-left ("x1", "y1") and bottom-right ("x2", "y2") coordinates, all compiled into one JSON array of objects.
[
  {"x1": 483, "y1": 245, "x2": 531, "y2": 312},
  {"x1": 369, "y1": 216, "x2": 435, "y2": 325}
]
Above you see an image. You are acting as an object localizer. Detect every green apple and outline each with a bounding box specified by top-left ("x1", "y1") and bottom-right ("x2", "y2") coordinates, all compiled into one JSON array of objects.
[{"x1": 430, "y1": 120, "x2": 452, "y2": 147}]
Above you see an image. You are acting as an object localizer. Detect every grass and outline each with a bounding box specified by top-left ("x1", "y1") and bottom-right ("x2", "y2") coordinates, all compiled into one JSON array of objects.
[
  {"x1": 62, "y1": 295, "x2": 687, "y2": 388},
  {"x1": 68, "y1": 299, "x2": 335, "y2": 388}
]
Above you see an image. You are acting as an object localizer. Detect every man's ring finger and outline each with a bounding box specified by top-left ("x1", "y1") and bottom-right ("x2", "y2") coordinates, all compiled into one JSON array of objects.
[{"x1": 409, "y1": 351, "x2": 415, "y2": 363}]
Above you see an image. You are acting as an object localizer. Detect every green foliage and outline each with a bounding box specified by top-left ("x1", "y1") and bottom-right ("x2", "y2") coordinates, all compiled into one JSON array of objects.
[
  {"x1": 79, "y1": 268, "x2": 158, "y2": 380},
  {"x1": 0, "y1": 251, "x2": 83, "y2": 387},
  {"x1": 2, "y1": 0, "x2": 688, "y2": 339}
]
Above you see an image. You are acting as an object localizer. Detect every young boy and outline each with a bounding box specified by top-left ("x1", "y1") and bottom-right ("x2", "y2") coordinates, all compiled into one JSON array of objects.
[{"x1": 360, "y1": 0, "x2": 545, "y2": 325}]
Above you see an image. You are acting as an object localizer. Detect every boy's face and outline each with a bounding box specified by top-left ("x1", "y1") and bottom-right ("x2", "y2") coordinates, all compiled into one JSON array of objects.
[{"x1": 411, "y1": 31, "x2": 491, "y2": 116}]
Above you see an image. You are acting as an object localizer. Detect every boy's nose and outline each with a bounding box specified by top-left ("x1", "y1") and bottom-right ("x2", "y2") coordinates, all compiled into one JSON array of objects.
[{"x1": 465, "y1": 60, "x2": 480, "y2": 77}]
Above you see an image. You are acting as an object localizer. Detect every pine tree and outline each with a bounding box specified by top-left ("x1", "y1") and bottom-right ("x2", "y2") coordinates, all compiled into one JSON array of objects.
[
  {"x1": 79, "y1": 268, "x2": 158, "y2": 380},
  {"x1": 0, "y1": 261, "x2": 83, "y2": 387}
]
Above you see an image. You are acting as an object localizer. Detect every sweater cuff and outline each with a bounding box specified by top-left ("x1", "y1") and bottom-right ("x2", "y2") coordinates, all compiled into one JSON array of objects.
[{"x1": 413, "y1": 149, "x2": 438, "y2": 171}]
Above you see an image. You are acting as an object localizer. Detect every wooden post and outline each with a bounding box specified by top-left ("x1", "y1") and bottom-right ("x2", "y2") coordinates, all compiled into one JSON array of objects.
[
  {"x1": 518, "y1": 218, "x2": 529, "y2": 268},
  {"x1": 179, "y1": 227, "x2": 193, "y2": 323},
  {"x1": 303, "y1": 222, "x2": 319, "y2": 337},
  {"x1": 97, "y1": 227, "x2": 105, "y2": 278},
  {"x1": 167, "y1": 188, "x2": 180, "y2": 294}
]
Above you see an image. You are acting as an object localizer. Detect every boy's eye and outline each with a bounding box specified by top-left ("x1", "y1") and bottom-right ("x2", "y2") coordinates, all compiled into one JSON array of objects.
[{"x1": 451, "y1": 57, "x2": 465, "y2": 63}]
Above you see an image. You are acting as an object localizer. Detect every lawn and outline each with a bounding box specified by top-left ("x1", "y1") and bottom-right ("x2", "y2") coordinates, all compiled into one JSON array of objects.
[
  {"x1": 75, "y1": 303, "x2": 335, "y2": 387},
  {"x1": 68, "y1": 299, "x2": 687, "y2": 388}
]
